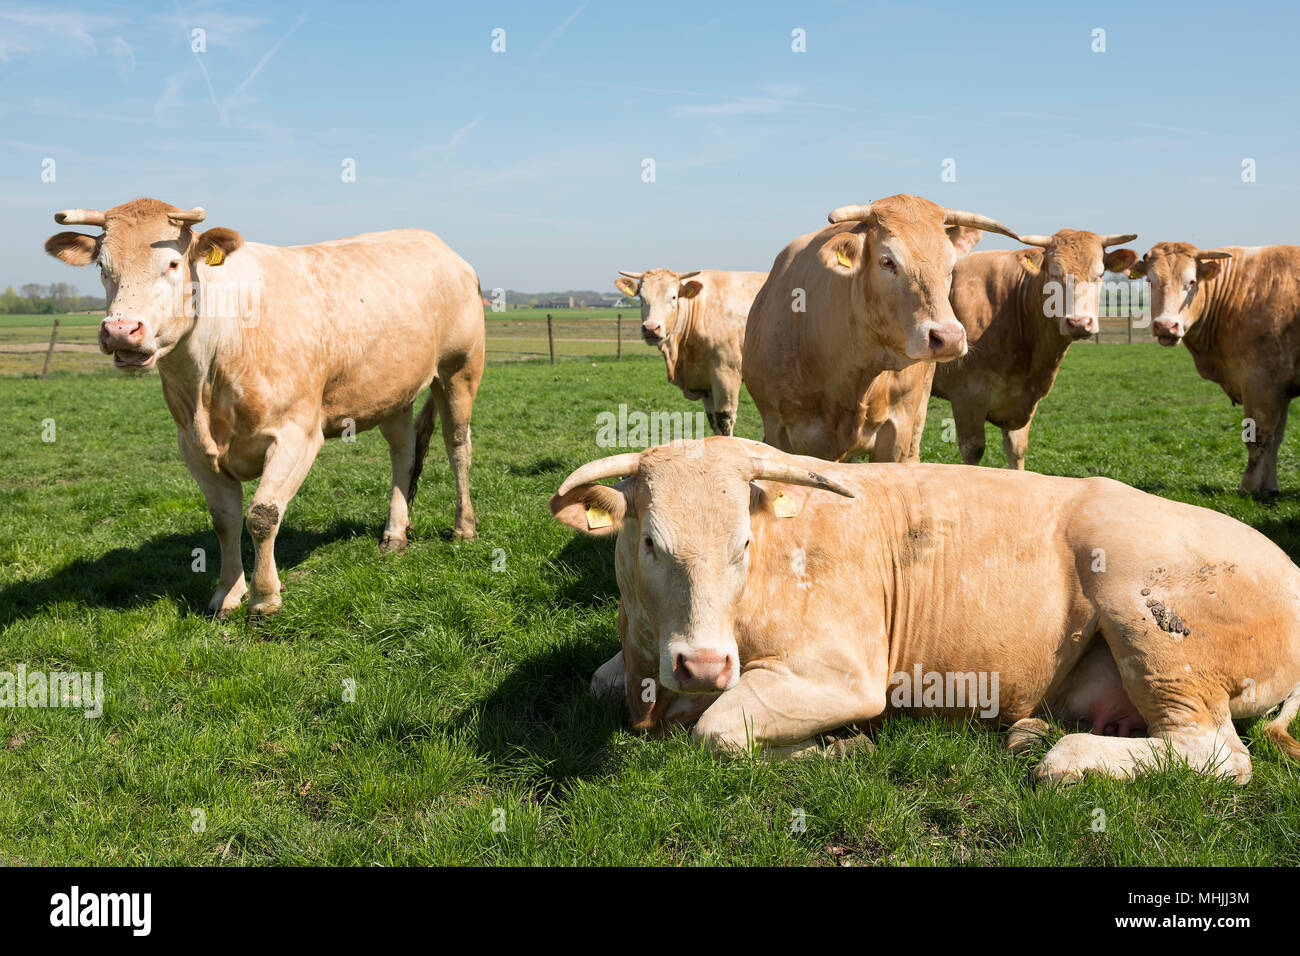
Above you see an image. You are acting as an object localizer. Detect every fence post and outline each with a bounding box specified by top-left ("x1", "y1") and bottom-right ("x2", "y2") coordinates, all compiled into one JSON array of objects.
[
  {"x1": 547, "y1": 313, "x2": 555, "y2": 365},
  {"x1": 616, "y1": 313, "x2": 622, "y2": 360},
  {"x1": 41, "y1": 316, "x2": 61, "y2": 379}
]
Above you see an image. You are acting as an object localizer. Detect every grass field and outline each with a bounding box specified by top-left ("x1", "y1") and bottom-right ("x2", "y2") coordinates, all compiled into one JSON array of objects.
[{"x1": 2, "y1": 343, "x2": 1299, "y2": 866}]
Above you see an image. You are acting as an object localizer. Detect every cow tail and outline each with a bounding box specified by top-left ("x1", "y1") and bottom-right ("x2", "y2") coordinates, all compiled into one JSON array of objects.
[
  {"x1": 1263, "y1": 682, "x2": 1300, "y2": 762},
  {"x1": 408, "y1": 391, "x2": 439, "y2": 507}
]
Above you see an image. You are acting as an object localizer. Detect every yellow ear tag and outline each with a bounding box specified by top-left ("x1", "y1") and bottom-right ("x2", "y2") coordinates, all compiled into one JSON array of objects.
[
  {"x1": 205, "y1": 247, "x2": 225, "y2": 267},
  {"x1": 836, "y1": 249, "x2": 852, "y2": 269},
  {"x1": 1128, "y1": 268, "x2": 1142, "y2": 279},
  {"x1": 773, "y1": 491, "x2": 798, "y2": 519},
  {"x1": 1023, "y1": 256, "x2": 1039, "y2": 273},
  {"x1": 585, "y1": 504, "x2": 612, "y2": 530}
]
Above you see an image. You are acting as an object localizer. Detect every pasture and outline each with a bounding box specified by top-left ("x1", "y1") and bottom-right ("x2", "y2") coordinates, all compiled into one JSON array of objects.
[{"x1": 2, "y1": 341, "x2": 1299, "y2": 865}]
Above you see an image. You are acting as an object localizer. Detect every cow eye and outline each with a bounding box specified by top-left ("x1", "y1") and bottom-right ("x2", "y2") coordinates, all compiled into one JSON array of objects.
[
  {"x1": 643, "y1": 536, "x2": 656, "y2": 557},
  {"x1": 878, "y1": 255, "x2": 897, "y2": 275},
  {"x1": 168, "y1": 260, "x2": 180, "y2": 271}
]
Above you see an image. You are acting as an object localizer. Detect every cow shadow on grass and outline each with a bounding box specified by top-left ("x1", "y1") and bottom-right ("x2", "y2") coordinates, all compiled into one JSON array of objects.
[
  {"x1": 461, "y1": 639, "x2": 626, "y2": 791},
  {"x1": 0, "y1": 519, "x2": 371, "y2": 629},
  {"x1": 549, "y1": 534, "x2": 619, "y2": 608}
]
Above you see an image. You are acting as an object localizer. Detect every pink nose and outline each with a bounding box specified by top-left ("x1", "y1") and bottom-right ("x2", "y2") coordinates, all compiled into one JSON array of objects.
[
  {"x1": 926, "y1": 322, "x2": 966, "y2": 359},
  {"x1": 99, "y1": 317, "x2": 145, "y2": 351},
  {"x1": 674, "y1": 651, "x2": 733, "y2": 692},
  {"x1": 1151, "y1": 319, "x2": 1181, "y2": 341},
  {"x1": 643, "y1": 321, "x2": 663, "y2": 338},
  {"x1": 1063, "y1": 316, "x2": 1096, "y2": 338}
]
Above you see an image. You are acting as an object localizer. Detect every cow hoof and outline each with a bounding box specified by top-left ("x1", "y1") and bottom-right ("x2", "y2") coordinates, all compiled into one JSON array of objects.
[
  {"x1": 248, "y1": 596, "x2": 283, "y2": 620},
  {"x1": 822, "y1": 734, "x2": 875, "y2": 758},
  {"x1": 452, "y1": 526, "x2": 478, "y2": 541},
  {"x1": 1031, "y1": 763, "x2": 1084, "y2": 788},
  {"x1": 1006, "y1": 718, "x2": 1051, "y2": 755},
  {"x1": 379, "y1": 533, "x2": 408, "y2": 554}
]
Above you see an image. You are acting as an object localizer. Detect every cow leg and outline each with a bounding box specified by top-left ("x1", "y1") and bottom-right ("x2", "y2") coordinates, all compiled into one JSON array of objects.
[
  {"x1": 246, "y1": 425, "x2": 323, "y2": 618},
  {"x1": 431, "y1": 361, "x2": 479, "y2": 539},
  {"x1": 952, "y1": 402, "x2": 987, "y2": 466},
  {"x1": 691, "y1": 666, "x2": 884, "y2": 759},
  {"x1": 377, "y1": 405, "x2": 416, "y2": 554},
  {"x1": 1001, "y1": 420, "x2": 1032, "y2": 471},
  {"x1": 709, "y1": 374, "x2": 739, "y2": 437},
  {"x1": 1240, "y1": 388, "x2": 1287, "y2": 496},
  {"x1": 1262, "y1": 400, "x2": 1290, "y2": 496},
  {"x1": 179, "y1": 433, "x2": 247, "y2": 618},
  {"x1": 1034, "y1": 721, "x2": 1251, "y2": 785},
  {"x1": 591, "y1": 649, "x2": 625, "y2": 698},
  {"x1": 700, "y1": 393, "x2": 719, "y2": 436}
]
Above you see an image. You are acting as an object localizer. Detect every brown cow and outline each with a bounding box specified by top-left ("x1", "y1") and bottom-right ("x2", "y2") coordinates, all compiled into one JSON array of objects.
[
  {"x1": 1135, "y1": 242, "x2": 1300, "y2": 496},
  {"x1": 933, "y1": 230, "x2": 1138, "y2": 468},
  {"x1": 551, "y1": 437, "x2": 1300, "y2": 783},
  {"x1": 613, "y1": 268, "x2": 767, "y2": 436},
  {"x1": 742, "y1": 194, "x2": 1021, "y2": 461},
  {"x1": 45, "y1": 198, "x2": 484, "y2": 617}
]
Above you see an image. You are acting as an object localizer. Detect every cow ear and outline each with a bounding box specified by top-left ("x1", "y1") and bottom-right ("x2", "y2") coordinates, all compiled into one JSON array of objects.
[
  {"x1": 946, "y1": 225, "x2": 981, "y2": 256},
  {"x1": 1017, "y1": 248, "x2": 1044, "y2": 273},
  {"x1": 549, "y1": 480, "x2": 633, "y2": 537},
  {"x1": 1127, "y1": 257, "x2": 1149, "y2": 279},
  {"x1": 680, "y1": 279, "x2": 702, "y2": 299},
  {"x1": 45, "y1": 232, "x2": 98, "y2": 266},
  {"x1": 1104, "y1": 248, "x2": 1139, "y2": 274},
  {"x1": 614, "y1": 276, "x2": 639, "y2": 297},
  {"x1": 821, "y1": 232, "x2": 865, "y2": 275},
  {"x1": 191, "y1": 227, "x2": 243, "y2": 266},
  {"x1": 1196, "y1": 258, "x2": 1223, "y2": 281}
]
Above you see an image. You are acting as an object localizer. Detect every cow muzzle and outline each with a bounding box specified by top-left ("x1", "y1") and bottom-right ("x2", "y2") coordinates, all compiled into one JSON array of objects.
[
  {"x1": 99, "y1": 315, "x2": 156, "y2": 369},
  {"x1": 910, "y1": 320, "x2": 967, "y2": 361},
  {"x1": 1151, "y1": 317, "x2": 1183, "y2": 346},
  {"x1": 669, "y1": 648, "x2": 736, "y2": 694},
  {"x1": 1062, "y1": 316, "x2": 1097, "y2": 339},
  {"x1": 642, "y1": 321, "x2": 665, "y2": 345}
]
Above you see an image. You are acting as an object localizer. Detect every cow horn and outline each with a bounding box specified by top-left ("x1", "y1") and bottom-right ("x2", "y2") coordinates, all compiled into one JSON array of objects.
[
  {"x1": 827, "y1": 203, "x2": 874, "y2": 224},
  {"x1": 1196, "y1": 249, "x2": 1232, "y2": 260},
  {"x1": 943, "y1": 209, "x2": 1021, "y2": 242},
  {"x1": 1100, "y1": 233, "x2": 1138, "y2": 247},
  {"x1": 1017, "y1": 235, "x2": 1053, "y2": 248},
  {"x1": 748, "y1": 457, "x2": 855, "y2": 498},
  {"x1": 54, "y1": 209, "x2": 106, "y2": 226},
  {"x1": 677, "y1": 270, "x2": 700, "y2": 280},
  {"x1": 618, "y1": 270, "x2": 644, "y2": 280},
  {"x1": 556, "y1": 453, "x2": 642, "y2": 496},
  {"x1": 168, "y1": 206, "x2": 207, "y2": 225}
]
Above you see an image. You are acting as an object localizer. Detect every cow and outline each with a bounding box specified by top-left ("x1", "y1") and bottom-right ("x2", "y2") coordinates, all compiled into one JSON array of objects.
[
  {"x1": 613, "y1": 269, "x2": 767, "y2": 436},
  {"x1": 45, "y1": 198, "x2": 484, "y2": 618},
  {"x1": 1134, "y1": 242, "x2": 1300, "y2": 496},
  {"x1": 933, "y1": 230, "x2": 1139, "y2": 469},
  {"x1": 550, "y1": 437, "x2": 1300, "y2": 784},
  {"x1": 741, "y1": 194, "x2": 1022, "y2": 462}
]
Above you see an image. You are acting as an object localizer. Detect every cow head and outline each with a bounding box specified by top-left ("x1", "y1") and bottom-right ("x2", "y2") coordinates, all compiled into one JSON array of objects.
[
  {"x1": 1015, "y1": 230, "x2": 1139, "y2": 340},
  {"x1": 549, "y1": 437, "x2": 854, "y2": 695},
  {"x1": 44, "y1": 198, "x2": 244, "y2": 371},
  {"x1": 822, "y1": 194, "x2": 1021, "y2": 363},
  {"x1": 1129, "y1": 242, "x2": 1232, "y2": 346},
  {"x1": 614, "y1": 269, "x2": 702, "y2": 346}
]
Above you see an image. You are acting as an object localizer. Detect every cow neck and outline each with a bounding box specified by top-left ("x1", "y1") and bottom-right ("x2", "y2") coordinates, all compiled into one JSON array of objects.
[
  {"x1": 1184, "y1": 255, "x2": 1239, "y2": 357},
  {"x1": 156, "y1": 306, "x2": 224, "y2": 469},
  {"x1": 661, "y1": 296, "x2": 698, "y2": 382},
  {"x1": 1015, "y1": 263, "x2": 1071, "y2": 371}
]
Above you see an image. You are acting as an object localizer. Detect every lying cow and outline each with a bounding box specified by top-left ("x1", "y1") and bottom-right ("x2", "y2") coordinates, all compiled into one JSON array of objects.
[
  {"x1": 46, "y1": 198, "x2": 484, "y2": 617},
  {"x1": 613, "y1": 269, "x2": 767, "y2": 436},
  {"x1": 933, "y1": 230, "x2": 1138, "y2": 468},
  {"x1": 742, "y1": 194, "x2": 1022, "y2": 461},
  {"x1": 551, "y1": 437, "x2": 1300, "y2": 784},
  {"x1": 1135, "y1": 242, "x2": 1300, "y2": 496}
]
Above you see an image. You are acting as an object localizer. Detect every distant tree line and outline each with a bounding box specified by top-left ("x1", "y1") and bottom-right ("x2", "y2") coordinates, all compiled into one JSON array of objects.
[{"x1": 0, "y1": 283, "x2": 106, "y2": 314}]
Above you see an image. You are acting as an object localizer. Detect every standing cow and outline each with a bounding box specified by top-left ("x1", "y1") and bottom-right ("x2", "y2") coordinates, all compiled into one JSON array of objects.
[
  {"x1": 1135, "y1": 242, "x2": 1300, "y2": 496},
  {"x1": 551, "y1": 437, "x2": 1300, "y2": 784},
  {"x1": 742, "y1": 194, "x2": 1022, "y2": 461},
  {"x1": 45, "y1": 198, "x2": 484, "y2": 618},
  {"x1": 613, "y1": 269, "x2": 767, "y2": 436},
  {"x1": 933, "y1": 229, "x2": 1138, "y2": 469}
]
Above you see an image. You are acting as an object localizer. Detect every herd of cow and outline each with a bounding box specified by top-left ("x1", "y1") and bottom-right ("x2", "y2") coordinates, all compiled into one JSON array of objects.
[{"x1": 43, "y1": 194, "x2": 1300, "y2": 787}]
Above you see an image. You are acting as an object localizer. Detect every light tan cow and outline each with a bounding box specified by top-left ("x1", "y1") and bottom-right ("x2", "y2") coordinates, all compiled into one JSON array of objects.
[
  {"x1": 1135, "y1": 242, "x2": 1300, "y2": 496},
  {"x1": 551, "y1": 437, "x2": 1300, "y2": 783},
  {"x1": 613, "y1": 269, "x2": 767, "y2": 436},
  {"x1": 933, "y1": 229, "x2": 1139, "y2": 469},
  {"x1": 742, "y1": 194, "x2": 1021, "y2": 461},
  {"x1": 45, "y1": 198, "x2": 484, "y2": 618}
]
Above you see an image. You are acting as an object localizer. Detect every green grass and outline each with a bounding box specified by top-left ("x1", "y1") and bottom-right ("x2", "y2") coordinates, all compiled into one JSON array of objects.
[{"x1": 1, "y1": 343, "x2": 1299, "y2": 865}]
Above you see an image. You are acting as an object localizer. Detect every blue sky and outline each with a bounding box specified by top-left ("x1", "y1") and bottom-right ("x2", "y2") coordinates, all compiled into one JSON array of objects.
[{"x1": 3, "y1": 0, "x2": 1298, "y2": 292}]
